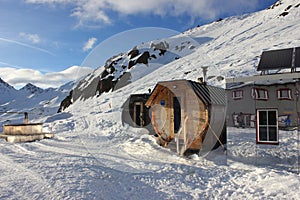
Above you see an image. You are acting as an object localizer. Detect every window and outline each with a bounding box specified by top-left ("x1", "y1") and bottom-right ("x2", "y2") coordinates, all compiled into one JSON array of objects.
[
  {"x1": 277, "y1": 88, "x2": 292, "y2": 100},
  {"x1": 252, "y1": 88, "x2": 268, "y2": 100},
  {"x1": 233, "y1": 113, "x2": 255, "y2": 128},
  {"x1": 257, "y1": 109, "x2": 278, "y2": 144},
  {"x1": 232, "y1": 90, "x2": 243, "y2": 100}
]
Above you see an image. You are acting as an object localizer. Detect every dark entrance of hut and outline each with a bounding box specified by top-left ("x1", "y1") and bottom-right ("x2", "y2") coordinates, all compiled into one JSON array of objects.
[
  {"x1": 173, "y1": 97, "x2": 181, "y2": 133},
  {"x1": 121, "y1": 94, "x2": 153, "y2": 132},
  {"x1": 133, "y1": 102, "x2": 143, "y2": 127}
]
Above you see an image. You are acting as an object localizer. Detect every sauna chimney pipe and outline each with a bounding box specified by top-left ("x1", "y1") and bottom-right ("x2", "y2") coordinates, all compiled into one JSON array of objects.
[{"x1": 24, "y1": 112, "x2": 28, "y2": 124}]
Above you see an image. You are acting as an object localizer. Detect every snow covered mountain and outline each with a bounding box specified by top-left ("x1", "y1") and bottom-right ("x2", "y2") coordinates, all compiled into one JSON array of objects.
[
  {"x1": 19, "y1": 83, "x2": 44, "y2": 94},
  {"x1": 0, "y1": 77, "x2": 15, "y2": 92},
  {"x1": 0, "y1": 79, "x2": 74, "y2": 127},
  {"x1": 63, "y1": 37, "x2": 201, "y2": 109},
  {"x1": 59, "y1": 0, "x2": 300, "y2": 112},
  {"x1": 0, "y1": 78, "x2": 17, "y2": 105},
  {"x1": 1, "y1": 1, "x2": 300, "y2": 199}
]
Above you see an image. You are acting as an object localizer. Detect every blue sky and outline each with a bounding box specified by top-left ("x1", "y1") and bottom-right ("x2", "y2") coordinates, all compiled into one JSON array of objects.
[{"x1": 0, "y1": 0, "x2": 277, "y2": 88}]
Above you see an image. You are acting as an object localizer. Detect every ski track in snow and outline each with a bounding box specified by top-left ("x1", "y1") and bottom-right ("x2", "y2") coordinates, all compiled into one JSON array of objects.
[
  {"x1": 2, "y1": 93, "x2": 299, "y2": 199},
  {"x1": 1, "y1": 129, "x2": 299, "y2": 199}
]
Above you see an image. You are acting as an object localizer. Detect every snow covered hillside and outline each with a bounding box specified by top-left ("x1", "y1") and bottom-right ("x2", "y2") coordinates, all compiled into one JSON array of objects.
[
  {"x1": 1, "y1": 0, "x2": 300, "y2": 199},
  {"x1": 60, "y1": 0, "x2": 300, "y2": 112}
]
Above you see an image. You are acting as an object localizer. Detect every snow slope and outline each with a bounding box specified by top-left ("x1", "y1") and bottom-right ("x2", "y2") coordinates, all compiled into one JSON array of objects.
[
  {"x1": 1, "y1": 0, "x2": 300, "y2": 199},
  {"x1": 60, "y1": 0, "x2": 300, "y2": 112}
]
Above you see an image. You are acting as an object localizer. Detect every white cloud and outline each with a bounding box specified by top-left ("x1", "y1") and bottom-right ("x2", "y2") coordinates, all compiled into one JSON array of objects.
[
  {"x1": 19, "y1": 32, "x2": 41, "y2": 44},
  {"x1": 83, "y1": 37, "x2": 97, "y2": 52},
  {"x1": 0, "y1": 66, "x2": 93, "y2": 89},
  {"x1": 25, "y1": 0, "x2": 261, "y2": 27}
]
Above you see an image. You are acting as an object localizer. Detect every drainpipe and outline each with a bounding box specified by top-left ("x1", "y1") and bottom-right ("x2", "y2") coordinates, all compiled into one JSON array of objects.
[{"x1": 295, "y1": 81, "x2": 300, "y2": 174}]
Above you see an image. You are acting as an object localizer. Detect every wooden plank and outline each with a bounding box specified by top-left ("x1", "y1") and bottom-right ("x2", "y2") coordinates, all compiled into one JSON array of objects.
[{"x1": 1, "y1": 133, "x2": 54, "y2": 143}]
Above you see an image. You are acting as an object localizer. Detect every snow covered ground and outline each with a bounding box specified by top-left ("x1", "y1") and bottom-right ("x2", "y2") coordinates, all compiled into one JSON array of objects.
[
  {"x1": 227, "y1": 127, "x2": 299, "y2": 172},
  {"x1": 0, "y1": 97, "x2": 299, "y2": 199},
  {"x1": 1, "y1": 0, "x2": 300, "y2": 199}
]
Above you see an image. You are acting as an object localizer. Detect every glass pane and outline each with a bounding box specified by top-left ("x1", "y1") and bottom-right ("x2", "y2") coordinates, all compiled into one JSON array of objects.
[
  {"x1": 173, "y1": 97, "x2": 181, "y2": 133},
  {"x1": 268, "y1": 111, "x2": 277, "y2": 125},
  {"x1": 237, "y1": 91, "x2": 242, "y2": 97},
  {"x1": 259, "y1": 127, "x2": 267, "y2": 141},
  {"x1": 259, "y1": 111, "x2": 267, "y2": 125},
  {"x1": 258, "y1": 90, "x2": 265, "y2": 98},
  {"x1": 281, "y1": 90, "x2": 288, "y2": 98},
  {"x1": 269, "y1": 127, "x2": 278, "y2": 141}
]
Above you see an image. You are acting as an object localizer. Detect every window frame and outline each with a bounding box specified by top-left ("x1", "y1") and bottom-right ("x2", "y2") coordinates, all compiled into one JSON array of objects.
[
  {"x1": 232, "y1": 90, "x2": 243, "y2": 100},
  {"x1": 252, "y1": 88, "x2": 269, "y2": 100},
  {"x1": 256, "y1": 109, "x2": 279, "y2": 145},
  {"x1": 277, "y1": 88, "x2": 292, "y2": 100}
]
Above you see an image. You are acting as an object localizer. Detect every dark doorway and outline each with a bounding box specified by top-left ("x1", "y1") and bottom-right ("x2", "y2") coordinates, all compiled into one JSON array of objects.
[
  {"x1": 173, "y1": 97, "x2": 181, "y2": 133},
  {"x1": 133, "y1": 102, "x2": 143, "y2": 127}
]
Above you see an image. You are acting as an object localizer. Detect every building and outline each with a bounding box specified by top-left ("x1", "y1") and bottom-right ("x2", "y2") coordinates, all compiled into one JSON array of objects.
[
  {"x1": 3, "y1": 123, "x2": 43, "y2": 135},
  {"x1": 145, "y1": 79, "x2": 226, "y2": 155},
  {"x1": 227, "y1": 47, "x2": 300, "y2": 142},
  {"x1": 0, "y1": 112, "x2": 53, "y2": 143},
  {"x1": 226, "y1": 47, "x2": 300, "y2": 172},
  {"x1": 121, "y1": 93, "x2": 152, "y2": 129}
]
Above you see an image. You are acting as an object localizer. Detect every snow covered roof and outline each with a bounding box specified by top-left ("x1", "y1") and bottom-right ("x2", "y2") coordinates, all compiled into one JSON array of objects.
[{"x1": 226, "y1": 75, "x2": 300, "y2": 90}]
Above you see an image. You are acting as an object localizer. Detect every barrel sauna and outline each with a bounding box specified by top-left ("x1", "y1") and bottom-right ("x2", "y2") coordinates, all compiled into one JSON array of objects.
[{"x1": 145, "y1": 79, "x2": 226, "y2": 155}]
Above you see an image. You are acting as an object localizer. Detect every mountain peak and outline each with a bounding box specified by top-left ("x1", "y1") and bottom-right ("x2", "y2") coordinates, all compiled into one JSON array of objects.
[
  {"x1": 20, "y1": 83, "x2": 44, "y2": 94},
  {"x1": 0, "y1": 77, "x2": 15, "y2": 91}
]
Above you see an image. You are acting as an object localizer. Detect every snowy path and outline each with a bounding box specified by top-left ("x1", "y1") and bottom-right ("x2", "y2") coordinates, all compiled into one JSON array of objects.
[{"x1": 1, "y1": 126, "x2": 299, "y2": 199}]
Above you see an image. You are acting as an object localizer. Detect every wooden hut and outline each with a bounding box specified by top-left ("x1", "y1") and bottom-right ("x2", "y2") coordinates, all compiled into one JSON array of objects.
[
  {"x1": 1, "y1": 123, "x2": 53, "y2": 143},
  {"x1": 145, "y1": 79, "x2": 226, "y2": 155},
  {"x1": 3, "y1": 123, "x2": 43, "y2": 135}
]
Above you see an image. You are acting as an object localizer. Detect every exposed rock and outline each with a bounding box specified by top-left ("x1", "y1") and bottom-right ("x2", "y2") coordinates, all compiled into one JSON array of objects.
[
  {"x1": 136, "y1": 51, "x2": 150, "y2": 65},
  {"x1": 20, "y1": 83, "x2": 43, "y2": 94},
  {"x1": 128, "y1": 48, "x2": 139, "y2": 59},
  {"x1": 268, "y1": 1, "x2": 282, "y2": 9},
  {"x1": 114, "y1": 72, "x2": 132, "y2": 91},
  {"x1": 285, "y1": 5, "x2": 292, "y2": 11},
  {"x1": 216, "y1": 18, "x2": 223, "y2": 22},
  {"x1": 101, "y1": 69, "x2": 109, "y2": 78},
  {"x1": 279, "y1": 11, "x2": 289, "y2": 17},
  {"x1": 97, "y1": 76, "x2": 115, "y2": 94},
  {"x1": 58, "y1": 90, "x2": 73, "y2": 113},
  {"x1": 151, "y1": 41, "x2": 169, "y2": 56},
  {"x1": 184, "y1": 71, "x2": 192, "y2": 75},
  {"x1": 128, "y1": 60, "x2": 135, "y2": 69},
  {"x1": 73, "y1": 76, "x2": 100, "y2": 101},
  {"x1": 151, "y1": 54, "x2": 157, "y2": 59}
]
